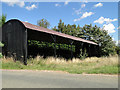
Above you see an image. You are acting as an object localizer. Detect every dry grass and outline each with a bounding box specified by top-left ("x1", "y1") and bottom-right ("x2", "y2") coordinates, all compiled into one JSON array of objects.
[{"x1": 1, "y1": 55, "x2": 119, "y2": 74}]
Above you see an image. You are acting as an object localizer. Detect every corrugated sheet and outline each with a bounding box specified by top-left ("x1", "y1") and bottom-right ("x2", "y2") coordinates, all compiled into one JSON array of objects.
[{"x1": 21, "y1": 21, "x2": 98, "y2": 45}]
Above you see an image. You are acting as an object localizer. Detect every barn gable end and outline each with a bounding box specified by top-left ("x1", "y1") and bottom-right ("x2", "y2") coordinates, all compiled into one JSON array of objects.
[{"x1": 2, "y1": 19, "x2": 27, "y2": 64}]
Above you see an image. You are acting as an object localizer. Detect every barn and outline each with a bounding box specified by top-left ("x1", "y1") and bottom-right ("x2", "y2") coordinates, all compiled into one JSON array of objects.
[{"x1": 2, "y1": 19, "x2": 99, "y2": 65}]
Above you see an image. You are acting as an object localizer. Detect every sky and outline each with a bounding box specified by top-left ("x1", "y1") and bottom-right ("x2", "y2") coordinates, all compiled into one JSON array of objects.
[{"x1": 1, "y1": 1, "x2": 118, "y2": 43}]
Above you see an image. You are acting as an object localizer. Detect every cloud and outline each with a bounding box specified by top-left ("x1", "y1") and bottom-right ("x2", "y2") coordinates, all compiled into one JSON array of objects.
[
  {"x1": 112, "y1": 38, "x2": 114, "y2": 41},
  {"x1": 1, "y1": 0, "x2": 25, "y2": 7},
  {"x1": 26, "y1": 4, "x2": 37, "y2": 11},
  {"x1": 74, "y1": 12, "x2": 94, "y2": 22},
  {"x1": 73, "y1": 4, "x2": 86, "y2": 15},
  {"x1": 83, "y1": 0, "x2": 88, "y2": 3},
  {"x1": 74, "y1": 8, "x2": 82, "y2": 15},
  {"x1": 118, "y1": 40, "x2": 120, "y2": 46},
  {"x1": 94, "y1": 17, "x2": 117, "y2": 24},
  {"x1": 94, "y1": 17, "x2": 104, "y2": 24},
  {"x1": 94, "y1": 3, "x2": 103, "y2": 8},
  {"x1": 81, "y1": 12, "x2": 94, "y2": 19},
  {"x1": 103, "y1": 23, "x2": 116, "y2": 34},
  {"x1": 114, "y1": 40, "x2": 119, "y2": 46},
  {"x1": 64, "y1": 0, "x2": 70, "y2": 5},
  {"x1": 55, "y1": 4, "x2": 61, "y2": 7},
  {"x1": 81, "y1": 4, "x2": 86, "y2": 8}
]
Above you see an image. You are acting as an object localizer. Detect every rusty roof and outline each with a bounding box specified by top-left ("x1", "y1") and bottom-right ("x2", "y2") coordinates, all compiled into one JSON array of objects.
[
  {"x1": 21, "y1": 21, "x2": 98, "y2": 45},
  {"x1": 5, "y1": 19, "x2": 94, "y2": 45}
]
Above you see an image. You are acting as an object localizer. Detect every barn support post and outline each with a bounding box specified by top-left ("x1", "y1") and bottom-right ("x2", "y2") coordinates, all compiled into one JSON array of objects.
[
  {"x1": 89, "y1": 44, "x2": 91, "y2": 57},
  {"x1": 75, "y1": 42, "x2": 81, "y2": 58},
  {"x1": 23, "y1": 29, "x2": 27, "y2": 65},
  {"x1": 51, "y1": 35, "x2": 56, "y2": 59},
  {"x1": 93, "y1": 45, "x2": 96, "y2": 56},
  {"x1": 82, "y1": 42, "x2": 84, "y2": 56},
  {"x1": 69, "y1": 40, "x2": 74, "y2": 60}
]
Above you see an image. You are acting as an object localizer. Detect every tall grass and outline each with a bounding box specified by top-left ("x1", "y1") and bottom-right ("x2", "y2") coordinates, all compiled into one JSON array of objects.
[{"x1": 1, "y1": 55, "x2": 119, "y2": 74}]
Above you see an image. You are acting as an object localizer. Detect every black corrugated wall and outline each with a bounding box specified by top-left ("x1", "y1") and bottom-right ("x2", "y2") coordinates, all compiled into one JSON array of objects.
[{"x1": 2, "y1": 20, "x2": 27, "y2": 65}]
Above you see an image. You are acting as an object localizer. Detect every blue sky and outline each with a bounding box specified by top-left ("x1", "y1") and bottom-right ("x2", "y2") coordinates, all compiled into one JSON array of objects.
[{"x1": 2, "y1": 1, "x2": 118, "y2": 43}]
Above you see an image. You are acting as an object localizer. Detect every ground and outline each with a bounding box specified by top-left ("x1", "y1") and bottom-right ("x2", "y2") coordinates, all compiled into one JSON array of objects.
[{"x1": 2, "y1": 70, "x2": 118, "y2": 88}]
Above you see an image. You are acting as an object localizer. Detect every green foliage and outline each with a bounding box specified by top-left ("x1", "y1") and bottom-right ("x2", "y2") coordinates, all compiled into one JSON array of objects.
[
  {"x1": 0, "y1": 42, "x2": 4, "y2": 47},
  {"x1": 0, "y1": 53, "x2": 2, "y2": 58},
  {"x1": 0, "y1": 41, "x2": 4, "y2": 58},
  {"x1": 78, "y1": 48, "x2": 88, "y2": 60},
  {"x1": 52, "y1": 20, "x2": 116, "y2": 57},
  {"x1": 0, "y1": 14, "x2": 7, "y2": 27},
  {"x1": 115, "y1": 46, "x2": 120, "y2": 55},
  {"x1": 28, "y1": 40, "x2": 75, "y2": 52},
  {"x1": 37, "y1": 19, "x2": 50, "y2": 28}
]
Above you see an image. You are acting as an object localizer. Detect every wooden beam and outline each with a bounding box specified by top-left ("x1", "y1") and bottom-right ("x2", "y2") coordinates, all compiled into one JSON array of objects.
[
  {"x1": 51, "y1": 35, "x2": 56, "y2": 59},
  {"x1": 69, "y1": 40, "x2": 74, "y2": 60}
]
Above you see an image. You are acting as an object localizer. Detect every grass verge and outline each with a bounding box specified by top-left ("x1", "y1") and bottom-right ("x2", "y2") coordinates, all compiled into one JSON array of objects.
[{"x1": 1, "y1": 56, "x2": 119, "y2": 74}]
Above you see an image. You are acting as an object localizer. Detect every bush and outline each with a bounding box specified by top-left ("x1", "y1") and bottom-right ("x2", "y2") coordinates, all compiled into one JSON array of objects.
[
  {"x1": 0, "y1": 42, "x2": 4, "y2": 58},
  {"x1": 0, "y1": 42, "x2": 4, "y2": 47},
  {"x1": 0, "y1": 53, "x2": 2, "y2": 58}
]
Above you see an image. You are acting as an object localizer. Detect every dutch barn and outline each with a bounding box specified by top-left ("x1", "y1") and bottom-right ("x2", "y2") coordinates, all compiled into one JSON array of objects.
[{"x1": 2, "y1": 19, "x2": 99, "y2": 65}]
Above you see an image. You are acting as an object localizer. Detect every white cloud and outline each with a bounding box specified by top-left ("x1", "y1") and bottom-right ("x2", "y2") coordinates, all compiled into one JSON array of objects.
[
  {"x1": 115, "y1": 40, "x2": 120, "y2": 46},
  {"x1": 94, "y1": 3, "x2": 103, "y2": 7},
  {"x1": 73, "y1": 8, "x2": 75, "y2": 10},
  {"x1": 74, "y1": 12, "x2": 94, "y2": 22},
  {"x1": 94, "y1": 17, "x2": 117, "y2": 24},
  {"x1": 83, "y1": 0, "x2": 88, "y2": 3},
  {"x1": 74, "y1": 8, "x2": 81, "y2": 15},
  {"x1": 81, "y1": 4, "x2": 86, "y2": 8},
  {"x1": 64, "y1": 0, "x2": 70, "y2": 5},
  {"x1": 26, "y1": 4, "x2": 37, "y2": 11},
  {"x1": 1, "y1": 0, "x2": 25, "y2": 7},
  {"x1": 112, "y1": 38, "x2": 114, "y2": 41},
  {"x1": 104, "y1": 18, "x2": 117, "y2": 23},
  {"x1": 81, "y1": 12, "x2": 94, "y2": 19},
  {"x1": 55, "y1": 4, "x2": 61, "y2": 7},
  {"x1": 94, "y1": 17, "x2": 104, "y2": 24},
  {"x1": 73, "y1": 4, "x2": 86, "y2": 15},
  {"x1": 103, "y1": 23, "x2": 116, "y2": 34}
]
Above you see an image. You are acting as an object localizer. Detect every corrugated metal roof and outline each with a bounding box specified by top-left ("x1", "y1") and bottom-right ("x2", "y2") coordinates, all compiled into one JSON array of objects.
[{"x1": 21, "y1": 21, "x2": 98, "y2": 45}]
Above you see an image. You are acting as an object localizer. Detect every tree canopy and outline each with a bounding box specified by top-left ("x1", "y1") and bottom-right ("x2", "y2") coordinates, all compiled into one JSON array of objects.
[
  {"x1": 52, "y1": 19, "x2": 116, "y2": 56},
  {"x1": 37, "y1": 19, "x2": 50, "y2": 28},
  {"x1": 0, "y1": 14, "x2": 7, "y2": 27}
]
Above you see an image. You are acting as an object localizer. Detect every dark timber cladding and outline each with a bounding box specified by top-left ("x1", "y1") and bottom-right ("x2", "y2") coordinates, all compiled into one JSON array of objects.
[{"x1": 2, "y1": 19, "x2": 98, "y2": 65}]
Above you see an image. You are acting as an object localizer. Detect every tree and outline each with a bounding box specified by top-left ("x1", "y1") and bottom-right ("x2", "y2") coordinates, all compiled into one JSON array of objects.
[
  {"x1": 52, "y1": 19, "x2": 116, "y2": 57},
  {"x1": 81, "y1": 24, "x2": 116, "y2": 56},
  {"x1": 115, "y1": 46, "x2": 120, "y2": 55},
  {"x1": 0, "y1": 14, "x2": 6, "y2": 58},
  {"x1": 37, "y1": 19, "x2": 50, "y2": 28},
  {"x1": 58, "y1": 19, "x2": 65, "y2": 33},
  {"x1": 0, "y1": 14, "x2": 7, "y2": 27}
]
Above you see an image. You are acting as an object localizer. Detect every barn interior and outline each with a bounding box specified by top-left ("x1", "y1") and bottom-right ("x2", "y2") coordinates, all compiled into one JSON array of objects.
[{"x1": 27, "y1": 27, "x2": 98, "y2": 60}]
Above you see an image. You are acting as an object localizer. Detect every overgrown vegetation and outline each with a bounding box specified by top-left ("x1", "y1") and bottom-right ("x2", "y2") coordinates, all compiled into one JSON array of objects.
[
  {"x1": 1, "y1": 56, "x2": 118, "y2": 74},
  {"x1": 52, "y1": 20, "x2": 117, "y2": 56},
  {"x1": 0, "y1": 14, "x2": 6, "y2": 58},
  {"x1": 0, "y1": 42, "x2": 4, "y2": 58},
  {"x1": 0, "y1": 14, "x2": 7, "y2": 27},
  {"x1": 28, "y1": 40, "x2": 75, "y2": 52}
]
